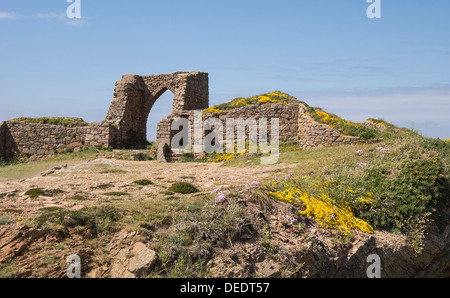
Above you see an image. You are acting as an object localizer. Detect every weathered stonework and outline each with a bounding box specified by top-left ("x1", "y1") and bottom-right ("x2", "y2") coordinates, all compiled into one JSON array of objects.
[
  {"x1": 104, "y1": 71, "x2": 209, "y2": 147},
  {"x1": 0, "y1": 70, "x2": 360, "y2": 161},
  {"x1": 0, "y1": 121, "x2": 111, "y2": 159},
  {"x1": 297, "y1": 104, "x2": 359, "y2": 149},
  {"x1": 156, "y1": 102, "x2": 359, "y2": 161}
]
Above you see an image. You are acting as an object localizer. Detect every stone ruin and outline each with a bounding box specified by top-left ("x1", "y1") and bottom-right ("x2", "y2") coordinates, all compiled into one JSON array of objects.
[
  {"x1": 0, "y1": 71, "x2": 358, "y2": 161},
  {"x1": 103, "y1": 71, "x2": 209, "y2": 148}
]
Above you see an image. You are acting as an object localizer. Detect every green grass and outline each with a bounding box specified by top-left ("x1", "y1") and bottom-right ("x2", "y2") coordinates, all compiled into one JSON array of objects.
[
  {"x1": 134, "y1": 179, "x2": 154, "y2": 186},
  {"x1": 10, "y1": 117, "x2": 88, "y2": 127},
  {"x1": 99, "y1": 169, "x2": 128, "y2": 174},
  {"x1": 0, "y1": 218, "x2": 13, "y2": 226},
  {"x1": 69, "y1": 195, "x2": 89, "y2": 201},
  {"x1": 168, "y1": 182, "x2": 200, "y2": 194},
  {"x1": 104, "y1": 192, "x2": 129, "y2": 197},
  {"x1": 34, "y1": 205, "x2": 122, "y2": 235},
  {"x1": 265, "y1": 130, "x2": 449, "y2": 252},
  {"x1": 0, "y1": 258, "x2": 16, "y2": 278},
  {"x1": 25, "y1": 188, "x2": 46, "y2": 198},
  {"x1": 0, "y1": 147, "x2": 105, "y2": 179},
  {"x1": 1, "y1": 209, "x2": 23, "y2": 214},
  {"x1": 95, "y1": 184, "x2": 114, "y2": 190}
]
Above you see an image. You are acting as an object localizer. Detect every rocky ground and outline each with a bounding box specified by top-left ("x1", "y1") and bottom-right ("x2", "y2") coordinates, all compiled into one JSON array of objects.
[{"x1": 0, "y1": 156, "x2": 449, "y2": 278}]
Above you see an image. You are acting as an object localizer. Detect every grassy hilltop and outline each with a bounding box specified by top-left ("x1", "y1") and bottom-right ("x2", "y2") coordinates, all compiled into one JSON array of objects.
[{"x1": 0, "y1": 92, "x2": 449, "y2": 278}]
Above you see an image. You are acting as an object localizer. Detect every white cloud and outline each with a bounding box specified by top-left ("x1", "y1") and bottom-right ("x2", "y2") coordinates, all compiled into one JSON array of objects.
[{"x1": 0, "y1": 11, "x2": 18, "y2": 20}]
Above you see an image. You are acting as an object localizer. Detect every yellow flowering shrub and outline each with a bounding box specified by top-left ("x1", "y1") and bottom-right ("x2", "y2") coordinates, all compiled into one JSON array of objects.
[
  {"x1": 269, "y1": 177, "x2": 374, "y2": 235},
  {"x1": 203, "y1": 91, "x2": 299, "y2": 114},
  {"x1": 208, "y1": 153, "x2": 243, "y2": 163}
]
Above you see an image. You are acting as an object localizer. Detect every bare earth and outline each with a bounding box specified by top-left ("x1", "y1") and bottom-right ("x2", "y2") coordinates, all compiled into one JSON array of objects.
[{"x1": 0, "y1": 158, "x2": 293, "y2": 220}]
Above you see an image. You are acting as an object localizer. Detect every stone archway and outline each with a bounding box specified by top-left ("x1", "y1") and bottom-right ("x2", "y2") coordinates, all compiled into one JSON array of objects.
[{"x1": 103, "y1": 71, "x2": 209, "y2": 147}]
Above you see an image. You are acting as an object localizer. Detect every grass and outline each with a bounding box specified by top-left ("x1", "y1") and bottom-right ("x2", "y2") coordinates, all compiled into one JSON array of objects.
[
  {"x1": 104, "y1": 192, "x2": 129, "y2": 197},
  {"x1": 34, "y1": 205, "x2": 122, "y2": 235},
  {"x1": 95, "y1": 184, "x2": 114, "y2": 190},
  {"x1": 69, "y1": 195, "x2": 89, "y2": 201},
  {"x1": 203, "y1": 91, "x2": 300, "y2": 114},
  {"x1": 2, "y1": 209, "x2": 23, "y2": 214},
  {"x1": 0, "y1": 218, "x2": 13, "y2": 226},
  {"x1": 23, "y1": 188, "x2": 65, "y2": 198},
  {"x1": 0, "y1": 147, "x2": 106, "y2": 179},
  {"x1": 265, "y1": 130, "x2": 449, "y2": 251},
  {"x1": 10, "y1": 117, "x2": 88, "y2": 127},
  {"x1": 25, "y1": 188, "x2": 46, "y2": 198},
  {"x1": 0, "y1": 259, "x2": 16, "y2": 278},
  {"x1": 134, "y1": 179, "x2": 153, "y2": 186},
  {"x1": 168, "y1": 182, "x2": 200, "y2": 194},
  {"x1": 98, "y1": 168, "x2": 127, "y2": 174}
]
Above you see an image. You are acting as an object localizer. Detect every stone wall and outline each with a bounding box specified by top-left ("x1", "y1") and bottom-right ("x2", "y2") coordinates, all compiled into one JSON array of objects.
[
  {"x1": 0, "y1": 121, "x2": 111, "y2": 159},
  {"x1": 104, "y1": 71, "x2": 209, "y2": 147},
  {"x1": 297, "y1": 104, "x2": 359, "y2": 149},
  {"x1": 155, "y1": 102, "x2": 359, "y2": 160}
]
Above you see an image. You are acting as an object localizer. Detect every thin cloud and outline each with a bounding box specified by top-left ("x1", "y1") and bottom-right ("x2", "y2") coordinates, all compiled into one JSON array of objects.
[
  {"x1": 0, "y1": 11, "x2": 18, "y2": 20},
  {"x1": 36, "y1": 12, "x2": 87, "y2": 27}
]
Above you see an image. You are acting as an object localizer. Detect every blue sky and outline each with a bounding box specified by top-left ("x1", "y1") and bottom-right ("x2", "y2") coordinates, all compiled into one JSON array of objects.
[{"x1": 1, "y1": 0, "x2": 449, "y2": 140}]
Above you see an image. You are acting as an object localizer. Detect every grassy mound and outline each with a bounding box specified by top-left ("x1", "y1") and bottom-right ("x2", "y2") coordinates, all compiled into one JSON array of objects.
[
  {"x1": 267, "y1": 130, "x2": 449, "y2": 252},
  {"x1": 203, "y1": 91, "x2": 302, "y2": 114},
  {"x1": 168, "y1": 182, "x2": 200, "y2": 194}
]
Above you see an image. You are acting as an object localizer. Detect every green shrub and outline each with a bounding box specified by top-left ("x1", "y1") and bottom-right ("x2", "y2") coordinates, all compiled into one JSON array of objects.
[
  {"x1": 168, "y1": 182, "x2": 200, "y2": 194},
  {"x1": 25, "y1": 188, "x2": 46, "y2": 198},
  {"x1": 134, "y1": 179, "x2": 153, "y2": 186},
  {"x1": 0, "y1": 218, "x2": 12, "y2": 226},
  {"x1": 95, "y1": 183, "x2": 114, "y2": 190}
]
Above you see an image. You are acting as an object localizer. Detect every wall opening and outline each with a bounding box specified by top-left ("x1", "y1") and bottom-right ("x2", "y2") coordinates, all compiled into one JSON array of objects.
[{"x1": 146, "y1": 89, "x2": 174, "y2": 143}]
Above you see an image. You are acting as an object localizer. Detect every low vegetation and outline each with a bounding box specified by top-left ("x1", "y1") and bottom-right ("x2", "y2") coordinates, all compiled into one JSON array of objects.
[
  {"x1": 134, "y1": 179, "x2": 153, "y2": 186},
  {"x1": 35, "y1": 205, "x2": 122, "y2": 236},
  {"x1": 11, "y1": 117, "x2": 89, "y2": 128},
  {"x1": 168, "y1": 182, "x2": 200, "y2": 194},
  {"x1": 203, "y1": 91, "x2": 301, "y2": 114}
]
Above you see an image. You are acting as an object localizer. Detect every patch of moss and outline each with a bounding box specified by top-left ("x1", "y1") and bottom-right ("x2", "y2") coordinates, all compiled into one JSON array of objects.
[
  {"x1": 134, "y1": 179, "x2": 154, "y2": 186},
  {"x1": 69, "y1": 195, "x2": 89, "y2": 201},
  {"x1": 25, "y1": 188, "x2": 46, "y2": 198},
  {"x1": 104, "y1": 192, "x2": 129, "y2": 197},
  {"x1": 11, "y1": 117, "x2": 88, "y2": 128},
  {"x1": 168, "y1": 182, "x2": 200, "y2": 194},
  {"x1": 95, "y1": 184, "x2": 114, "y2": 190}
]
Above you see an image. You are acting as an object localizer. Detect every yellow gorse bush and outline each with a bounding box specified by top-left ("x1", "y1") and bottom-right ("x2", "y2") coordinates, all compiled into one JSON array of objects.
[
  {"x1": 269, "y1": 177, "x2": 374, "y2": 235},
  {"x1": 203, "y1": 91, "x2": 297, "y2": 114}
]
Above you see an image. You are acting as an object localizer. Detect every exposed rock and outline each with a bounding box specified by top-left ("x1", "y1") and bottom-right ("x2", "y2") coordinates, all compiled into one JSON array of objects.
[
  {"x1": 0, "y1": 225, "x2": 47, "y2": 263},
  {"x1": 254, "y1": 259, "x2": 281, "y2": 278},
  {"x1": 105, "y1": 232, "x2": 157, "y2": 278},
  {"x1": 39, "y1": 164, "x2": 68, "y2": 176}
]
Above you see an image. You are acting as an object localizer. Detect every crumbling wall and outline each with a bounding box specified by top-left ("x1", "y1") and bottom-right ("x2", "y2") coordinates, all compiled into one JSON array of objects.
[
  {"x1": 156, "y1": 102, "x2": 359, "y2": 158},
  {"x1": 104, "y1": 71, "x2": 209, "y2": 147},
  {"x1": 297, "y1": 104, "x2": 359, "y2": 149},
  {"x1": 0, "y1": 121, "x2": 111, "y2": 159}
]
